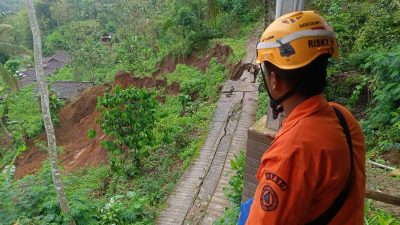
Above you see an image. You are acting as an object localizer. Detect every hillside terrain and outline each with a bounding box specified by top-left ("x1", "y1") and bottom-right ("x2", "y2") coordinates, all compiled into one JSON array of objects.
[{"x1": 0, "y1": 0, "x2": 399, "y2": 224}]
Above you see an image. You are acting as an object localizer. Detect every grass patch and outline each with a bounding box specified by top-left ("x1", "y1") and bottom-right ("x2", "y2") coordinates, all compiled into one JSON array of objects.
[
  {"x1": 215, "y1": 36, "x2": 247, "y2": 63},
  {"x1": 8, "y1": 84, "x2": 42, "y2": 137},
  {"x1": 47, "y1": 67, "x2": 75, "y2": 82}
]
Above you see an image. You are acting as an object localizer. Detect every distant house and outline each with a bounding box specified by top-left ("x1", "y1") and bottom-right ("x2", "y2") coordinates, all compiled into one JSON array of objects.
[
  {"x1": 43, "y1": 51, "x2": 70, "y2": 71},
  {"x1": 18, "y1": 51, "x2": 70, "y2": 87},
  {"x1": 50, "y1": 81, "x2": 94, "y2": 100},
  {"x1": 101, "y1": 32, "x2": 112, "y2": 43},
  {"x1": 31, "y1": 81, "x2": 94, "y2": 100}
]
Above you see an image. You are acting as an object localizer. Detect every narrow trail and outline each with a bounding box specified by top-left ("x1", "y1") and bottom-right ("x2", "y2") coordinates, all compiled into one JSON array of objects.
[{"x1": 157, "y1": 35, "x2": 259, "y2": 225}]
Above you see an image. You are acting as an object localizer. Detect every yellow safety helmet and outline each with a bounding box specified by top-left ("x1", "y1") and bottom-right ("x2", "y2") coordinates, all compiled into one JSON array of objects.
[{"x1": 256, "y1": 10, "x2": 339, "y2": 70}]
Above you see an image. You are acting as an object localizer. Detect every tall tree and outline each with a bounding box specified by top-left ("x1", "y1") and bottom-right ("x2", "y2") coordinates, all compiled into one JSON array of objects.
[
  {"x1": 264, "y1": 0, "x2": 275, "y2": 26},
  {"x1": 50, "y1": 0, "x2": 71, "y2": 27},
  {"x1": 25, "y1": 0, "x2": 75, "y2": 224},
  {"x1": 206, "y1": 0, "x2": 219, "y2": 22}
]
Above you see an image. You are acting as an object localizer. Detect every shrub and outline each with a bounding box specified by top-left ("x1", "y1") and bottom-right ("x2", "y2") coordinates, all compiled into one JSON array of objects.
[
  {"x1": 361, "y1": 44, "x2": 400, "y2": 152},
  {"x1": 44, "y1": 30, "x2": 66, "y2": 55},
  {"x1": 49, "y1": 91, "x2": 64, "y2": 126},
  {"x1": 0, "y1": 164, "x2": 108, "y2": 225},
  {"x1": 4, "y1": 57, "x2": 21, "y2": 74},
  {"x1": 97, "y1": 87, "x2": 158, "y2": 176}
]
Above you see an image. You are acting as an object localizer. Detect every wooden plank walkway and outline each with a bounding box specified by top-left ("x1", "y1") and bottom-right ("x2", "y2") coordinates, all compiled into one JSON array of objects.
[{"x1": 157, "y1": 36, "x2": 259, "y2": 225}]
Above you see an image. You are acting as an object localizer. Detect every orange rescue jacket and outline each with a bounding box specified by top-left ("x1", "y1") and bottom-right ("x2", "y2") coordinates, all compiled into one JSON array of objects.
[{"x1": 246, "y1": 95, "x2": 366, "y2": 225}]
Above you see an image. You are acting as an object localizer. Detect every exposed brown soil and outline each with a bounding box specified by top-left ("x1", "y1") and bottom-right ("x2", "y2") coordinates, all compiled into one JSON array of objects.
[
  {"x1": 0, "y1": 134, "x2": 12, "y2": 148},
  {"x1": 152, "y1": 44, "x2": 233, "y2": 77},
  {"x1": 14, "y1": 44, "x2": 235, "y2": 179},
  {"x1": 114, "y1": 72, "x2": 180, "y2": 95},
  {"x1": 14, "y1": 85, "x2": 110, "y2": 179},
  {"x1": 367, "y1": 166, "x2": 400, "y2": 216},
  {"x1": 382, "y1": 150, "x2": 400, "y2": 166},
  {"x1": 229, "y1": 61, "x2": 260, "y2": 81}
]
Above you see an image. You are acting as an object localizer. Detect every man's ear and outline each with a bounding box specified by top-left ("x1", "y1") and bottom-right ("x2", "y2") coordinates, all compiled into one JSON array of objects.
[{"x1": 269, "y1": 71, "x2": 277, "y2": 90}]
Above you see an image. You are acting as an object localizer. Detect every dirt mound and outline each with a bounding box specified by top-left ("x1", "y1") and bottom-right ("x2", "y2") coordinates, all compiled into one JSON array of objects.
[
  {"x1": 0, "y1": 135, "x2": 12, "y2": 148},
  {"x1": 114, "y1": 72, "x2": 180, "y2": 95},
  {"x1": 57, "y1": 85, "x2": 110, "y2": 142},
  {"x1": 14, "y1": 85, "x2": 109, "y2": 179},
  {"x1": 14, "y1": 44, "x2": 234, "y2": 179},
  {"x1": 152, "y1": 44, "x2": 233, "y2": 76},
  {"x1": 382, "y1": 150, "x2": 400, "y2": 166},
  {"x1": 13, "y1": 72, "x2": 182, "y2": 179},
  {"x1": 229, "y1": 62, "x2": 260, "y2": 81}
]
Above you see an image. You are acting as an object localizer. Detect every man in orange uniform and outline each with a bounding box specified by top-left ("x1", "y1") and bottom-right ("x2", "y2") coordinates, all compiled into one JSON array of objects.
[{"x1": 245, "y1": 11, "x2": 366, "y2": 225}]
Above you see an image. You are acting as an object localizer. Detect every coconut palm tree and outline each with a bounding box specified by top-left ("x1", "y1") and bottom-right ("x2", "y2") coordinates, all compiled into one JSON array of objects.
[{"x1": 25, "y1": 0, "x2": 75, "y2": 224}]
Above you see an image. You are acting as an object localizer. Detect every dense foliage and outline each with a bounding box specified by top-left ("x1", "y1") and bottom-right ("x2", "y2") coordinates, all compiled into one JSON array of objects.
[
  {"x1": 0, "y1": 0, "x2": 261, "y2": 223},
  {"x1": 1, "y1": 0, "x2": 261, "y2": 81},
  {"x1": 359, "y1": 45, "x2": 400, "y2": 152},
  {"x1": 0, "y1": 60, "x2": 228, "y2": 224},
  {"x1": 97, "y1": 87, "x2": 158, "y2": 176},
  {"x1": 308, "y1": 0, "x2": 400, "y2": 153}
]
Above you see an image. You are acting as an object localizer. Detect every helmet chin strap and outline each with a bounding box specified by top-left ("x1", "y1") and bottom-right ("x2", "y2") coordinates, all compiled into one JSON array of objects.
[{"x1": 260, "y1": 65, "x2": 296, "y2": 119}]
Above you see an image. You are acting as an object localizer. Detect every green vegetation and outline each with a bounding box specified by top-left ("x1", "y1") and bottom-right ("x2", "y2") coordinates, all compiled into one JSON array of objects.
[
  {"x1": 2, "y1": 0, "x2": 398, "y2": 223},
  {"x1": 0, "y1": 0, "x2": 251, "y2": 220},
  {"x1": 308, "y1": 0, "x2": 400, "y2": 154},
  {"x1": 215, "y1": 151, "x2": 245, "y2": 225},
  {"x1": 256, "y1": 84, "x2": 268, "y2": 120},
  {"x1": 0, "y1": 164, "x2": 108, "y2": 224},
  {"x1": 97, "y1": 87, "x2": 158, "y2": 176},
  {"x1": 215, "y1": 35, "x2": 249, "y2": 63},
  {"x1": 7, "y1": 84, "x2": 42, "y2": 137},
  {"x1": 365, "y1": 200, "x2": 400, "y2": 225},
  {"x1": 0, "y1": 59, "x2": 227, "y2": 224},
  {"x1": 359, "y1": 46, "x2": 400, "y2": 153}
]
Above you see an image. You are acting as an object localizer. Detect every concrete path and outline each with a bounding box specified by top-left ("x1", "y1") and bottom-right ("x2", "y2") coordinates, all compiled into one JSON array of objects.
[{"x1": 157, "y1": 36, "x2": 259, "y2": 225}]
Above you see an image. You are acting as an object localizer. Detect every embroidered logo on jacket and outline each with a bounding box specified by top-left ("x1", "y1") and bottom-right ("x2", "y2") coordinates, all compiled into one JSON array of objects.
[
  {"x1": 260, "y1": 185, "x2": 278, "y2": 211},
  {"x1": 265, "y1": 172, "x2": 289, "y2": 191}
]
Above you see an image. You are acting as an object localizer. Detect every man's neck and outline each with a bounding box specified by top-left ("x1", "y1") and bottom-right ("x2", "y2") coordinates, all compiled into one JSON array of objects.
[{"x1": 282, "y1": 95, "x2": 309, "y2": 118}]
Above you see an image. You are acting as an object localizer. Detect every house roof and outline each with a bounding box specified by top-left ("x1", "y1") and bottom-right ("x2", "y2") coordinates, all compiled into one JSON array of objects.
[
  {"x1": 29, "y1": 81, "x2": 94, "y2": 100},
  {"x1": 43, "y1": 51, "x2": 70, "y2": 64},
  {"x1": 50, "y1": 81, "x2": 94, "y2": 99},
  {"x1": 18, "y1": 51, "x2": 70, "y2": 87}
]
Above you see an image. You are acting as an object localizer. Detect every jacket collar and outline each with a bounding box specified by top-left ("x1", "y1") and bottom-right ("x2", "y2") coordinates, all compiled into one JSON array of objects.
[{"x1": 275, "y1": 94, "x2": 329, "y2": 140}]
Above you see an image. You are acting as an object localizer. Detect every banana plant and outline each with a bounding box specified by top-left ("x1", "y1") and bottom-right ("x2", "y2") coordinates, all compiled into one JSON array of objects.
[
  {"x1": 0, "y1": 64, "x2": 18, "y2": 91},
  {"x1": 0, "y1": 12, "x2": 32, "y2": 91}
]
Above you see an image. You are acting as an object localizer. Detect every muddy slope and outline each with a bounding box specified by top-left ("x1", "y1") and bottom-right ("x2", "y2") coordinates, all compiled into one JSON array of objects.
[{"x1": 14, "y1": 44, "x2": 236, "y2": 179}]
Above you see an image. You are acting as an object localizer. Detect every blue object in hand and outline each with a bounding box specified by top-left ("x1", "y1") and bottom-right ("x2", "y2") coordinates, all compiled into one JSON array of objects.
[{"x1": 238, "y1": 198, "x2": 254, "y2": 225}]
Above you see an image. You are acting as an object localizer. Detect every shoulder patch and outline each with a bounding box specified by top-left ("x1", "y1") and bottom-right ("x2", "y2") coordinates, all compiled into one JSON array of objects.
[
  {"x1": 265, "y1": 172, "x2": 289, "y2": 191},
  {"x1": 260, "y1": 185, "x2": 278, "y2": 211}
]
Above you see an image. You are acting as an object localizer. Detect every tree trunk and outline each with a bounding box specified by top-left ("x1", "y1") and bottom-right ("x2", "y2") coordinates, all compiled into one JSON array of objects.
[
  {"x1": 264, "y1": 0, "x2": 276, "y2": 26},
  {"x1": 206, "y1": 0, "x2": 211, "y2": 21},
  {"x1": 198, "y1": 0, "x2": 202, "y2": 19},
  {"x1": 197, "y1": 0, "x2": 202, "y2": 31},
  {"x1": 25, "y1": 1, "x2": 75, "y2": 224}
]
